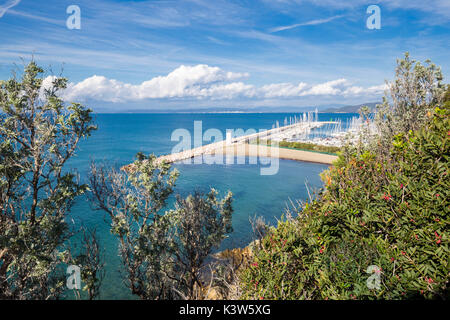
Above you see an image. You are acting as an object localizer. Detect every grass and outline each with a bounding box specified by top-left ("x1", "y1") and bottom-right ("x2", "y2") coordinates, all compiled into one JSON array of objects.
[{"x1": 251, "y1": 139, "x2": 340, "y2": 155}]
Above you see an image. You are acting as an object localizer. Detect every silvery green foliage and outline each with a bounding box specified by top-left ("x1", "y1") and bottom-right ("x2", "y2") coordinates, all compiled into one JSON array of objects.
[
  {"x1": 166, "y1": 189, "x2": 233, "y2": 299},
  {"x1": 373, "y1": 52, "x2": 445, "y2": 156},
  {"x1": 70, "y1": 228, "x2": 105, "y2": 300},
  {"x1": 89, "y1": 153, "x2": 179, "y2": 299},
  {"x1": 89, "y1": 155, "x2": 233, "y2": 299},
  {"x1": 340, "y1": 53, "x2": 445, "y2": 162},
  {"x1": 0, "y1": 62, "x2": 97, "y2": 299}
]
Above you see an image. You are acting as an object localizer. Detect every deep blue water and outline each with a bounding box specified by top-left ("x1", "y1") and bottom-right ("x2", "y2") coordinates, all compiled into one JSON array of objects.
[{"x1": 64, "y1": 112, "x2": 356, "y2": 299}]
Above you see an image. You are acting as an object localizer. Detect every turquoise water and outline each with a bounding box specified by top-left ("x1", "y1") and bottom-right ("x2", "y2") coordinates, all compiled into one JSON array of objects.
[{"x1": 65, "y1": 112, "x2": 355, "y2": 299}]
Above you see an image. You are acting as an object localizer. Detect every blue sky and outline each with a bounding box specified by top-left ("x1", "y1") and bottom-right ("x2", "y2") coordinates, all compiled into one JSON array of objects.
[{"x1": 0, "y1": 0, "x2": 449, "y2": 111}]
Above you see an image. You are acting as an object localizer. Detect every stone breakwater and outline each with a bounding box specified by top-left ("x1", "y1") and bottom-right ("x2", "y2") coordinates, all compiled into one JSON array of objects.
[
  {"x1": 121, "y1": 142, "x2": 337, "y2": 172},
  {"x1": 122, "y1": 121, "x2": 338, "y2": 172}
]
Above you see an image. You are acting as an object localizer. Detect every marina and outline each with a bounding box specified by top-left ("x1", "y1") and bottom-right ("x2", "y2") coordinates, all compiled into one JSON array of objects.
[{"x1": 122, "y1": 111, "x2": 344, "y2": 171}]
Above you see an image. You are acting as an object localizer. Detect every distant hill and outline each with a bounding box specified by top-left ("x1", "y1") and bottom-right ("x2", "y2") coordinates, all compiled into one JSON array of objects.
[
  {"x1": 323, "y1": 102, "x2": 381, "y2": 113},
  {"x1": 94, "y1": 103, "x2": 379, "y2": 114},
  {"x1": 110, "y1": 104, "x2": 347, "y2": 114}
]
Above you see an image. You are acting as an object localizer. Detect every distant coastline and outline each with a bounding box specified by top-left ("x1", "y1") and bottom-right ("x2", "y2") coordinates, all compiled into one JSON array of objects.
[
  {"x1": 321, "y1": 102, "x2": 381, "y2": 113},
  {"x1": 91, "y1": 102, "x2": 378, "y2": 114},
  {"x1": 92, "y1": 110, "x2": 360, "y2": 114},
  {"x1": 94, "y1": 111, "x2": 356, "y2": 114}
]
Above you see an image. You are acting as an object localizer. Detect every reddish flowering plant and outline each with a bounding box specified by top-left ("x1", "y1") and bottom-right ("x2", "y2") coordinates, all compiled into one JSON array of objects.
[{"x1": 434, "y1": 232, "x2": 442, "y2": 244}]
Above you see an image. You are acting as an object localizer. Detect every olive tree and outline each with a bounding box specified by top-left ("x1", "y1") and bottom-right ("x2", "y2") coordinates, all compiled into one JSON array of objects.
[{"x1": 0, "y1": 61, "x2": 98, "y2": 299}]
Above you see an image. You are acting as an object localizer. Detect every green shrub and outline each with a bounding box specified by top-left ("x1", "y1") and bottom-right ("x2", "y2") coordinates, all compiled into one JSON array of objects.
[
  {"x1": 240, "y1": 106, "x2": 449, "y2": 300},
  {"x1": 278, "y1": 141, "x2": 340, "y2": 155},
  {"x1": 254, "y1": 139, "x2": 340, "y2": 155}
]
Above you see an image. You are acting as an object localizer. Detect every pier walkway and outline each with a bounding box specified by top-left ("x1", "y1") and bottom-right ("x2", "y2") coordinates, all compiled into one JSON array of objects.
[{"x1": 122, "y1": 121, "x2": 338, "y2": 171}]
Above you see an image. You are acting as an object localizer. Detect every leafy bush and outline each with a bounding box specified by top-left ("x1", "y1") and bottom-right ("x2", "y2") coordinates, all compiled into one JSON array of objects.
[
  {"x1": 241, "y1": 105, "x2": 449, "y2": 300},
  {"x1": 0, "y1": 62, "x2": 100, "y2": 299},
  {"x1": 89, "y1": 154, "x2": 234, "y2": 300},
  {"x1": 255, "y1": 139, "x2": 340, "y2": 155},
  {"x1": 240, "y1": 55, "x2": 449, "y2": 300}
]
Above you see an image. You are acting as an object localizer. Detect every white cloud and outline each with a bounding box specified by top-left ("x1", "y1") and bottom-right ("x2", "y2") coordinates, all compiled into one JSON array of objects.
[
  {"x1": 270, "y1": 15, "x2": 344, "y2": 33},
  {"x1": 55, "y1": 64, "x2": 385, "y2": 103},
  {"x1": 6, "y1": 8, "x2": 63, "y2": 24},
  {"x1": 0, "y1": 0, "x2": 20, "y2": 18},
  {"x1": 300, "y1": 79, "x2": 349, "y2": 96},
  {"x1": 63, "y1": 65, "x2": 250, "y2": 102},
  {"x1": 287, "y1": 0, "x2": 450, "y2": 20},
  {"x1": 342, "y1": 84, "x2": 388, "y2": 96},
  {"x1": 39, "y1": 75, "x2": 57, "y2": 98},
  {"x1": 259, "y1": 82, "x2": 308, "y2": 98},
  {"x1": 193, "y1": 82, "x2": 256, "y2": 100}
]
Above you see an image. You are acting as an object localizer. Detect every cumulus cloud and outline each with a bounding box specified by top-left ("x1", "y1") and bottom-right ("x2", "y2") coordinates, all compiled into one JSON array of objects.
[
  {"x1": 300, "y1": 78, "x2": 349, "y2": 96},
  {"x1": 342, "y1": 84, "x2": 388, "y2": 96},
  {"x1": 62, "y1": 64, "x2": 250, "y2": 102},
  {"x1": 259, "y1": 82, "x2": 308, "y2": 98},
  {"x1": 54, "y1": 64, "x2": 385, "y2": 103},
  {"x1": 193, "y1": 82, "x2": 256, "y2": 100}
]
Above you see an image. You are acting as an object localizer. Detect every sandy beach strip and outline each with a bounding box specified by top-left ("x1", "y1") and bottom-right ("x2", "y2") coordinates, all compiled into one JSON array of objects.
[
  {"x1": 209, "y1": 143, "x2": 337, "y2": 165},
  {"x1": 121, "y1": 143, "x2": 336, "y2": 172},
  {"x1": 122, "y1": 120, "x2": 340, "y2": 172}
]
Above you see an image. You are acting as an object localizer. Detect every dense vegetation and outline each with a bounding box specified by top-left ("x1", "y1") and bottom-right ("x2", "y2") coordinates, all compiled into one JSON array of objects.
[
  {"x1": 0, "y1": 62, "x2": 99, "y2": 299},
  {"x1": 254, "y1": 139, "x2": 340, "y2": 155},
  {"x1": 1, "y1": 54, "x2": 448, "y2": 300},
  {"x1": 0, "y1": 62, "x2": 234, "y2": 300},
  {"x1": 277, "y1": 141, "x2": 340, "y2": 155},
  {"x1": 89, "y1": 154, "x2": 234, "y2": 300},
  {"x1": 240, "y1": 54, "x2": 449, "y2": 300}
]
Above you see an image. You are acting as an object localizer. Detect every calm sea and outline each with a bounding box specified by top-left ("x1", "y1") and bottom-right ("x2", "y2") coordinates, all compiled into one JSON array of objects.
[{"x1": 65, "y1": 112, "x2": 356, "y2": 299}]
